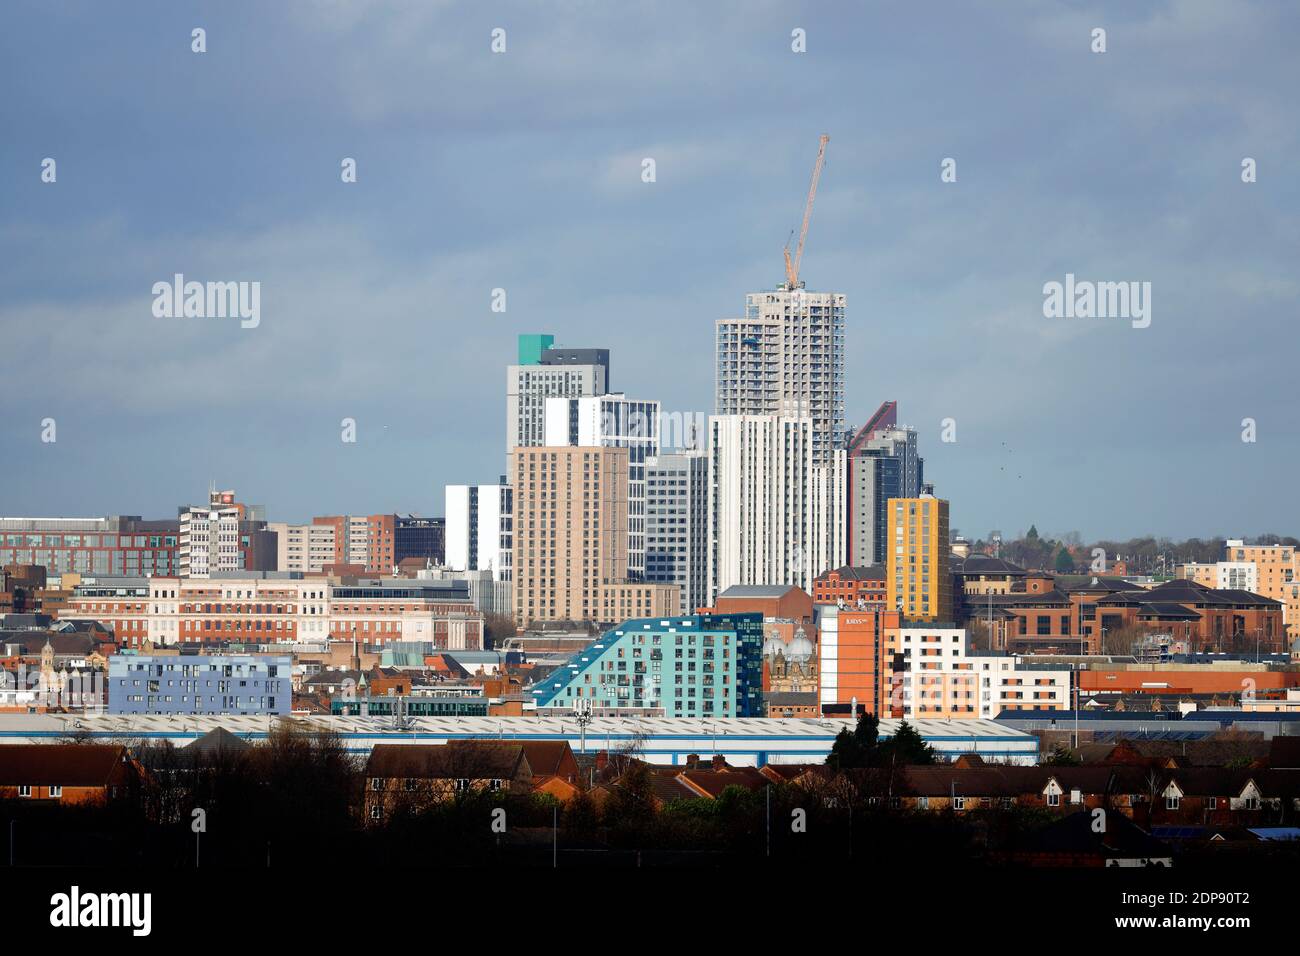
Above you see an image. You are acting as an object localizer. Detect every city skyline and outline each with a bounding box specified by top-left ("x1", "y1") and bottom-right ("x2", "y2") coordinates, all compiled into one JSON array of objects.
[{"x1": 4, "y1": 2, "x2": 1298, "y2": 540}]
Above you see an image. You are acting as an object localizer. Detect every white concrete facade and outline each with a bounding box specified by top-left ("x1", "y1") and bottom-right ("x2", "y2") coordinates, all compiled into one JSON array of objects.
[
  {"x1": 715, "y1": 289, "x2": 846, "y2": 465},
  {"x1": 895, "y1": 626, "x2": 1071, "y2": 719},
  {"x1": 706, "y1": 415, "x2": 846, "y2": 603},
  {"x1": 444, "y1": 483, "x2": 511, "y2": 581}
]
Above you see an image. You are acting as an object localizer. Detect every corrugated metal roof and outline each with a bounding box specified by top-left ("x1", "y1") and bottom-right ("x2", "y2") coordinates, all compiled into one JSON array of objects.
[{"x1": 0, "y1": 713, "x2": 1032, "y2": 741}]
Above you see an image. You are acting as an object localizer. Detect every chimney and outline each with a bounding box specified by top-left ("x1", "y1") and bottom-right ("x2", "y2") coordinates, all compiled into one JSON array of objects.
[
  {"x1": 685, "y1": 752, "x2": 700, "y2": 770},
  {"x1": 711, "y1": 754, "x2": 726, "y2": 771},
  {"x1": 595, "y1": 750, "x2": 608, "y2": 772}
]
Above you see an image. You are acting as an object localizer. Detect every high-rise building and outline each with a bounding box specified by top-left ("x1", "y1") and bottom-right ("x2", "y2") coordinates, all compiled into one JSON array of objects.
[
  {"x1": 645, "y1": 450, "x2": 709, "y2": 615},
  {"x1": 815, "y1": 604, "x2": 900, "y2": 716},
  {"x1": 511, "y1": 445, "x2": 627, "y2": 627},
  {"x1": 444, "y1": 481, "x2": 512, "y2": 581},
  {"x1": 306, "y1": 514, "x2": 443, "y2": 575},
  {"x1": 544, "y1": 393, "x2": 660, "y2": 580},
  {"x1": 886, "y1": 495, "x2": 952, "y2": 622},
  {"x1": 505, "y1": 333, "x2": 609, "y2": 465},
  {"x1": 178, "y1": 489, "x2": 275, "y2": 578},
  {"x1": 707, "y1": 415, "x2": 846, "y2": 604},
  {"x1": 715, "y1": 289, "x2": 845, "y2": 464},
  {"x1": 847, "y1": 401, "x2": 924, "y2": 566},
  {"x1": 529, "y1": 612, "x2": 766, "y2": 717},
  {"x1": 1214, "y1": 541, "x2": 1299, "y2": 640},
  {"x1": 268, "y1": 522, "x2": 337, "y2": 573},
  {"x1": 394, "y1": 515, "x2": 445, "y2": 568},
  {"x1": 312, "y1": 514, "x2": 368, "y2": 567}
]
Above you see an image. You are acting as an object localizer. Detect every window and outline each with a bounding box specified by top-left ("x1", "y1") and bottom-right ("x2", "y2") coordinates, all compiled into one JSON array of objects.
[
  {"x1": 370, "y1": 805, "x2": 382, "y2": 820},
  {"x1": 953, "y1": 796, "x2": 966, "y2": 811},
  {"x1": 19, "y1": 785, "x2": 31, "y2": 798},
  {"x1": 370, "y1": 778, "x2": 382, "y2": 791},
  {"x1": 1166, "y1": 794, "x2": 1180, "y2": 811},
  {"x1": 1047, "y1": 792, "x2": 1060, "y2": 807},
  {"x1": 49, "y1": 786, "x2": 62, "y2": 798}
]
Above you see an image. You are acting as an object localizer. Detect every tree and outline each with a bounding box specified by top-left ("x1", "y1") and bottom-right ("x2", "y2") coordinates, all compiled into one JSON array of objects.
[
  {"x1": 967, "y1": 619, "x2": 996, "y2": 652},
  {"x1": 1042, "y1": 743, "x2": 1080, "y2": 766},
  {"x1": 826, "y1": 712, "x2": 880, "y2": 771},
  {"x1": 879, "y1": 721, "x2": 936, "y2": 766},
  {"x1": 827, "y1": 728, "x2": 861, "y2": 772},
  {"x1": 481, "y1": 612, "x2": 517, "y2": 648},
  {"x1": 852, "y1": 712, "x2": 880, "y2": 762},
  {"x1": 1053, "y1": 546, "x2": 1075, "y2": 573},
  {"x1": 562, "y1": 789, "x2": 600, "y2": 840},
  {"x1": 604, "y1": 761, "x2": 656, "y2": 826}
]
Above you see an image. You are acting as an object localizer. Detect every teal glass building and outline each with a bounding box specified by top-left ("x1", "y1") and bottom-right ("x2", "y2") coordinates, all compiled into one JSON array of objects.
[{"x1": 530, "y1": 613, "x2": 764, "y2": 717}]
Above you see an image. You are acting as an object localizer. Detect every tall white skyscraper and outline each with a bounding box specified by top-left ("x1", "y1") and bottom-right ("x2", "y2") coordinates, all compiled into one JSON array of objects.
[
  {"x1": 444, "y1": 481, "x2": 512, "y2": 582},
  {"x1": 715, "y1": 289, "x2": 845, "y2": 464},
  {"x1": 543, "y1": 393, "x2": 660, "y2": 580},
  {"x1": 706, "y1": 415, "x2": 845, "y2": 603}
]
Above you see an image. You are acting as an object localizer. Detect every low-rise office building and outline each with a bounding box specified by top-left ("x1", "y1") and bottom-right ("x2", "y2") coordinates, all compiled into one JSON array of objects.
[{"x1": 108, "y1": 653, "x2": 292, "y2": 715}]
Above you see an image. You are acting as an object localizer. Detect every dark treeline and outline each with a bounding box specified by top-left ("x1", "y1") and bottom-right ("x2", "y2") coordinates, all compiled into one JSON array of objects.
[
  {"x1": 976, "y1": 528, "x2": 1299, "y2": 574},
  {"x1": 6, "y1": 726, "x2": 1300, "y2": 869},
  {"x1": 0, "y1": 726, "x2": 1025, "y2": 868}
]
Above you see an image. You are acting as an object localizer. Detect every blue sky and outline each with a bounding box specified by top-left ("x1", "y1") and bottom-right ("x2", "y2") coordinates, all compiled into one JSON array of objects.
[{"x1": 2, "y1": 0, "x2": 1297, "y2": 540}]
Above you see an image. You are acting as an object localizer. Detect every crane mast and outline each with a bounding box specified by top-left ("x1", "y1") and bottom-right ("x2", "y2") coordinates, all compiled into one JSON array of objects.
[{"x1": 783, "y1": 134, "x2": 829, "y2": 291}]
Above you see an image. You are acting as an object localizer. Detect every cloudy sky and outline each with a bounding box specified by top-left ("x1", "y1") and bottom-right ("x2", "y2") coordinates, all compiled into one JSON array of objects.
[{"x1": 2, "y1": 1, "x2": 1297, "y2": 540}]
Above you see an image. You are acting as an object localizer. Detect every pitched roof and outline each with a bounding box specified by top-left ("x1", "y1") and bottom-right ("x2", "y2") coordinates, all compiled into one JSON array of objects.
[
  {"x1": 1054, "y1": 575, "x2": 1136, "y2": 594},
  {"x1": 183, "y1": 727, "x2": 252, "y2": 755},
  {"x1": 365, "y1": 742, "x2": 528, "y2": 780},
  {"x1": 819, "y1": 565, "x2": 887, "y2": 582},
  {"x1": 1162, "y1": 768, "x2": 1255, "y2": 797},
  {"x1": 0, "y1": 744, "x2": 129, "y2": 787},
  {"x1": 954, "y1": 555, "x2": 1027, "y2": 577},
  {"x1": 1135, "y1": 602, "x2": 1202, "y2": 620},
  {"x1": 517, "y1": 740, "x2": 573, "y2": 778},
  {"x1": 676, "y1": 767, "x2": 769, "y2": 798},
  {"x1": 718, "y1": 584, "x2": 799, "y2": 599}
]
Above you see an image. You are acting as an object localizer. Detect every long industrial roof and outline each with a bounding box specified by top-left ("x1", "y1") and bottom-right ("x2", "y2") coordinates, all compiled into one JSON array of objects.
[{"x1": 0, "y1": 713, "x2": 1031, "y2": 741}]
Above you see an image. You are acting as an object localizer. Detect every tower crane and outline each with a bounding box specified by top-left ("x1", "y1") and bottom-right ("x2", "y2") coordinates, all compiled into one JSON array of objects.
[{"x1": 783, "y1": 134, "x2": 829, "y2": 291}]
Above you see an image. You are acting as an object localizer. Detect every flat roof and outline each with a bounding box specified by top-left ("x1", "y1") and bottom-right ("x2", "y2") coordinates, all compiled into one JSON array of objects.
[{"x1": 0, "y1": 713, "x2": 1031, "y2": 742}]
